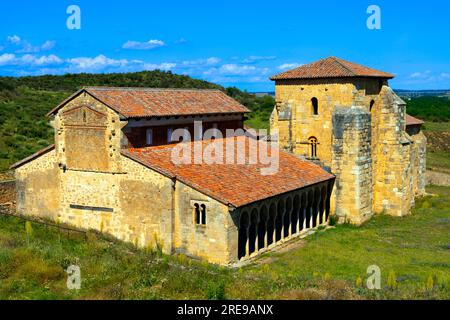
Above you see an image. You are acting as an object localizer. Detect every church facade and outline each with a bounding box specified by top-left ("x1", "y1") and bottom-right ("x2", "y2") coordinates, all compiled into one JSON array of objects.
[{"x1": 270, "y1": 57, "x2": 427, "y2": 224}]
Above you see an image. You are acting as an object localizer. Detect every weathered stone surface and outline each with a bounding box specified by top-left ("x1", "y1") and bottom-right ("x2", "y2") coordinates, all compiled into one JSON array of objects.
[{"x1": 271, "y1": 78, "x2": 426, "y2": 224}]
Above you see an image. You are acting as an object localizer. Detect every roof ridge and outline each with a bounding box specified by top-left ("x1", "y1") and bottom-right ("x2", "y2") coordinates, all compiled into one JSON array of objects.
[
  {"x1": 331, "y1": 57, "x2": 356, "y2": 76},
  {"x1": 84, "y1": 86, "x2": 222, "y2": 92}
]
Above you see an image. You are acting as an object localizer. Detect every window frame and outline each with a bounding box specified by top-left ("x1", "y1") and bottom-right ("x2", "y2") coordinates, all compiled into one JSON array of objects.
[{"x1": 191, "y1": 200, "x2": 208, "y2": 227}]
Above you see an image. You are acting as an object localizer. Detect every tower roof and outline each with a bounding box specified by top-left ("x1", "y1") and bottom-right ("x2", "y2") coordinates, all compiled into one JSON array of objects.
[{"x1": 270, "y1": 57, "x2": 394, "y2": 81}]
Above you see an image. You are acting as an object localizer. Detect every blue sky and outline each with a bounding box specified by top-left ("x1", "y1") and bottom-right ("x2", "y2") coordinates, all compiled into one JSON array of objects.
[{"x1": 0, "y1": 0, "x2": 449, "y2": 91}]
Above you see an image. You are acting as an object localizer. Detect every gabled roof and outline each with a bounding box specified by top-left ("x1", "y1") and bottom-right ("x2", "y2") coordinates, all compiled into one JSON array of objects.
[
  {"x1": 270, "y1": 57, "x2": 394, "y2": 81},
  {"x1": 10, "y1": 144, "x2": 55, "y2": 169},
  {"x1": 406, "y1": 114, "x2": 425, "y2": 126},
  {"x1": 47, "y1": 87, "x2": 250, "y2": 118},
  {"x1": 122, "y1": 136, "x2": 334, "y2": 208}
]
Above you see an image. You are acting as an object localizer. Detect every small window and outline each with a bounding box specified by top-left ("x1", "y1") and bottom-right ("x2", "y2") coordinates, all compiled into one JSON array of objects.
[
  {"x1": 370, "y1": 100, "x2": 375, "y2": 112},
  {"x1": 308, "y1": 137, "x2": 318, "y2": 158},
  {"x1": 194, "y1": 203, "x2": 201, "y2": 224},
  {"x1": 201, "y1": 204, "x2": 206, "y2": 225},
  {"x1": 146, "y1": 128, "x2": 153, "y2": 146},
  {"x1": 311, "y1": 98, "x2": 319, "y2": 115},
  {"x1": 194, "y1": 203, "x2": 206, "y2": 226},
  {"x1": 167, "y1": 128, "x2": 174, "y2": 143}
]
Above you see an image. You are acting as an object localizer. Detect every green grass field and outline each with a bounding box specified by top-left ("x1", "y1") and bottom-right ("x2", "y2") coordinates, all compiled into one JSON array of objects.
[{"x1": 0, "y1": 185, "x2": 448, "y2": 300}]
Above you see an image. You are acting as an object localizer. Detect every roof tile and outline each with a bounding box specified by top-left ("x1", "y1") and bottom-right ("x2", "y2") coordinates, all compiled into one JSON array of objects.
[
  {"x1": 271, "y1": 57, "x2": 394, "y2": 80},
  {"x1": 49, "y1": 87, "x2": 250, "y2": 118},
  {"x1": 122, "y1": 136, "x2": 334, "y2": 207}
]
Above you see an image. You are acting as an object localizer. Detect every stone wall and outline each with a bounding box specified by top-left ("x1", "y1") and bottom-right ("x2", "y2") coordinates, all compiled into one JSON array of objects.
[
  {"x1": 372, "y1": 87, "x2": 414, "y2": 216},
  {"x1": 270, "y1": 78, "x2": 386, "y2": 167},
  {"x1": 271, "y1": 79, "x2": 426, "y2": 224},
  {"x1": 332, "y1": 106, "x2": 373, "y2": 224},
  {"x1": 15, "y1": 150, "x2": 61, "y2": 220},
  {"x1": 174, "y1": 181, "x2": 233, "y2": 264}
]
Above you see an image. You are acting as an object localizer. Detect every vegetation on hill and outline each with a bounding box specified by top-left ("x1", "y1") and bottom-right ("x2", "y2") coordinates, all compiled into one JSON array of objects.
[
  {"x1": 0, "y1": 71, "x2": 275, "y2": 171},
  {"x1": 0, "y1": 185, "x2": 448, "y2": 300},
  {"x1": 405, "y1": 96, "x2": 450, "y2": 122}
]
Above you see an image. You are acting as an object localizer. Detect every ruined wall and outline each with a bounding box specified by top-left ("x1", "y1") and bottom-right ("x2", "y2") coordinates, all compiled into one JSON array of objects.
[
  {"x1": 332, "y1": 106, "x2": 373, "y2": 224},
  {"x1": 173, "y1": 181, "x2": 233, "y2": 265},
  {"x1": 15, "y1": 150, "x2": 61, "y2": 220}
]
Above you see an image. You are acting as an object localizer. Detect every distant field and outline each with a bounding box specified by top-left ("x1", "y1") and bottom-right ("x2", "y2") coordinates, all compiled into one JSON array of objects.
[{"x1": 0, "y1": 185, "x2": 448, "y2": 300}]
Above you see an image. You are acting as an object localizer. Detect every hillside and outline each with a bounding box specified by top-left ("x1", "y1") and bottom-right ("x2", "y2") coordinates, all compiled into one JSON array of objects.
[{"x1": 0, "y1": 71, "x2": 274, "y2": 172}]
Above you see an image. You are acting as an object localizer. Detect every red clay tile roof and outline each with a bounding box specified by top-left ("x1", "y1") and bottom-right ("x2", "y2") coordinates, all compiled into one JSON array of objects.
[
  {"x1": 406, "y1": 114, "x2": 425, "y2": 126},
  {"x1": 47, "y1": 87, "x2": 250, "y2": 118},
  {"x1": 122, "y1": 136, "x2": 334, "y2": 208},
  {"x1": 10, "y1": 144, "x2": 55, "y2": 169},
  {"x1": 270, "y1": 57, "x2": 394, "y2": 80}
]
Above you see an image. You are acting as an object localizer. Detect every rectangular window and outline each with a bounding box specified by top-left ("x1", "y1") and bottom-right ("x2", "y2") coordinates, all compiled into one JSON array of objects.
[
  {"x1": 70, "y1": 204, "x2": 114, "y2": 213},
  {"x1": 146, "y1": 128, "x2": 153, "y2": 146}
]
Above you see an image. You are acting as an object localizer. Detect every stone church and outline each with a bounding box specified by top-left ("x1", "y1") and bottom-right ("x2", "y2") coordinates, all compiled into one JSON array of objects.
[
  {"x1": 11, "y1": 86, "x2": 334, "y2": 265},
  {"x1": 11, "y1": 57, "x2": 426, "y2": 265},
  {"x1": 270, "y1": 57, "x2": 426, "y2": 224}
]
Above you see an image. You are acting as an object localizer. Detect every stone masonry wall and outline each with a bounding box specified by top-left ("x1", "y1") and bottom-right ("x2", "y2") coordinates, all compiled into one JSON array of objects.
[
  {"x1": 332, "y1": 106, "x2": 373, "y2": 224},
  {"x1": 174, "y1": 181, "x2": 233, "y2": 265},
  {"x1": 373, "y1": 87, "x2": 414, "y2": 216}
]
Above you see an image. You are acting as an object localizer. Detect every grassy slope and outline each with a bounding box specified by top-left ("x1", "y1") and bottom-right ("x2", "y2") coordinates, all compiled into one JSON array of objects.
[
  {"x1": 422, "y1": 122, "x2": 450, "y2": 173},
  {"x1": 0, "y1": 185, "x2": 448, "y2": 300}
]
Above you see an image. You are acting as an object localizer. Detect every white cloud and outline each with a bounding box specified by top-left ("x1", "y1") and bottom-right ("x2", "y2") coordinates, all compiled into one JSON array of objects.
[
  {"x1": 32, "y1": 54, "x2": 63, "y2": 66},
  {"x1": 68, "y1": 55, "x2": 138, "y2": 70},
  {"x1": 40, "y1": 40, "x2": 56, "y2": 51},
  {"x1": 122, "y1": 39, "x2": 165, "y2": 50},
  {"x1": 181, "y1": 57, "x2": 221, "y2": 67},
  {"x1": 143, "y1": 62, "x2": 177, "y2": 71},
  {"x1": 278, "y1": 63, "x2": 301, "y2": 70},
  {"x1": 440, "y1": 73, "x2": 450, "y2": 79},
  {"x1": 205, "y1": 64, "x2": 269, "y2": 76},
  {"x1": 409, "y1": 70, "x2": 431, "y2": 79},
  {"x1": 0, "y1": 53, "x2": 16, "y2": 65},
  {"x1": 174, "y1": 38, "x2": 187, "y2": 44},
  {"x1": 242, "y1": 55, "x2": 276, "y2": 63},
  {"x1": 0, "y1": 53, "x2": 63, "y2": 66},
  {"x1": 7, "y1": 35, "x2": 21, "y2": 44},
  {"x1": 6, "y1": 35, "x2": 56, "y2": 53}
]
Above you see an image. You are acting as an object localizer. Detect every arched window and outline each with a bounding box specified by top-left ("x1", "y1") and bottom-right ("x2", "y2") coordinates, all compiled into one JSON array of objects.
[
  {"x1": 370, "y1": 100, "x2": 375, "y2": 112},
  {"x1": 200, "y1": 204, "x2": 206, "y2": 225},
  {"x1": 194, "y1": 203, "x2": 206, "y2": 226},
  {"x1": 311, "y1": 97, "x2": 319, "y2": 115},
  {"x1": 308, "y1": 137, "x2": 318, "y2": 158},
  {"x1": 194, "y1": 203, "x2": 200, "y2": 225}
]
